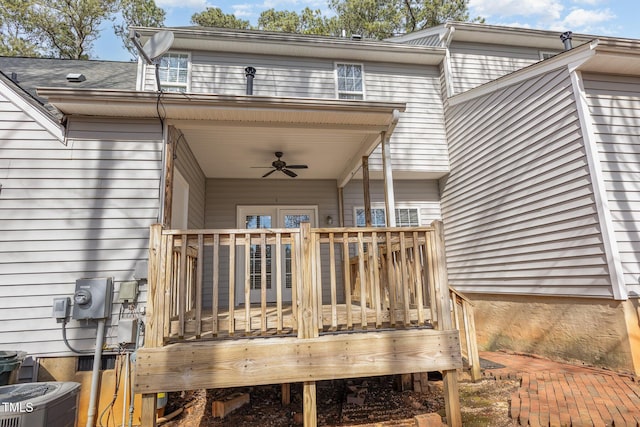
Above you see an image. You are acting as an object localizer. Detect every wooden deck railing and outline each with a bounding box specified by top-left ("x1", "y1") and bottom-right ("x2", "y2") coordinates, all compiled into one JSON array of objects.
[
  {"x1": 147, "y1": 224, "x2": 449, "y2": 343},
  {"x1": 450, "y1": 287, "x2": 481, "y2": 382}
]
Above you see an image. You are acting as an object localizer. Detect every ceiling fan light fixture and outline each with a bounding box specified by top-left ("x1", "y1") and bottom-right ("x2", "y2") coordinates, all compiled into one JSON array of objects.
[{"x1": 254, "y1": 151, "x2": 309, "y2": 178}]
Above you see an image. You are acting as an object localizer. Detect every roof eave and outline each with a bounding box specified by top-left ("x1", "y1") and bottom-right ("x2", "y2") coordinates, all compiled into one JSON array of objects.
[
  {"x1": 133, "y1": 27, "x2": 445, "y2": 66},
  {"x1": 36, "y1": 88, "x2": 406, "y2": 123}
]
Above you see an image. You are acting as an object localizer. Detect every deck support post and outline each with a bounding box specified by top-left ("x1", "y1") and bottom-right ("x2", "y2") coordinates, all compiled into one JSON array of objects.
[
  {"x1": 140, "y1": 224, "x2": 164, "y2": 427},
  {"x1": 432, "y1": 221, "x2": 462, "y2": 427},
  {"x1": 162, "y1": 127, "x2": 176, "y2": 228},
  {"x1": 362, "y1": 156, "x2": 372, "y2": 227},
  {"x1": 337, "y1": 186, "x2": 344, "y2": 227},
  {"x1": 299, "y1": 222, "x2": 319, "y2": 427}
]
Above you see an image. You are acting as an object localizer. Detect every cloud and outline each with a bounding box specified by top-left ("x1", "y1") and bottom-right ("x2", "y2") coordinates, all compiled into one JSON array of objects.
[
  {"x1": 561, "y1": 8, "x2": 615, "y2": 28},
  {"x1": 469, "y1": 0, "x2": 564, "y2": 20},
  {"x1": 155, "y1": 0, "x2": 208, "y2": 8},
  {"x1": 572, "y1": 0, "x2": 602, "y2": 5}
]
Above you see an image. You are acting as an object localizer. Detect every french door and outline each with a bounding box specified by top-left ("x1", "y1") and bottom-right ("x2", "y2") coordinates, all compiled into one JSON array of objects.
[{"x1": 236, "y1": 206, "x2": 317, "y2": 304}]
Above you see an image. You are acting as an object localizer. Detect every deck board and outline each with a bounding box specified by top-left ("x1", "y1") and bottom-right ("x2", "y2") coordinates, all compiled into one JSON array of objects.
[{"x1": 169, "y1": 303, "x2": 432, "y2": 341}]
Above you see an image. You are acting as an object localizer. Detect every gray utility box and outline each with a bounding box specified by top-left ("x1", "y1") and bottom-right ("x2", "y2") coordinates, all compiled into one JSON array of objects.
[{"x1": 72, "y1": 278, "x2": 113, "y2": 320}]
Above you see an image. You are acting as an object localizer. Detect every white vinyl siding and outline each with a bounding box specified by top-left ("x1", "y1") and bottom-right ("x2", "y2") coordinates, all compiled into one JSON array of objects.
[
  {"x1": 448, "y1": 42, "x2": 542, "y2": 94},
  {"x1": 343, "y1": 180, "x2": 441, "y2": 227},
  {"x1": 442, "y1": 67, "x2": 613, "y2": 297},
  {"x1": 204, "y1": 179, "x2": 340, "y2": 307},
  {"x1": 188, "y1": 52, "x2": 448, "y2": 175},
  {"x1": 171, "y1": 127, "x2": 206, "y2": 229},
  {"x1": 0, "y1": 113, "x2": 163, "y2": 356},
  {"x1": 364, "y1": 63, "x2": 448, "y2": 175},
  {"x1": 583, "y1": 74, "x2": 640, "y2": 294}
]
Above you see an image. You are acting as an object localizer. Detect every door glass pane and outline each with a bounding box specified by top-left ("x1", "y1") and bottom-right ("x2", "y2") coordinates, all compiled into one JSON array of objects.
[
  {"x1": 283, "y1": 214, "x2": 310, "y2": 289},
  {"x1": 246, "y1": 215, "x2": 272, "y2": 290}
]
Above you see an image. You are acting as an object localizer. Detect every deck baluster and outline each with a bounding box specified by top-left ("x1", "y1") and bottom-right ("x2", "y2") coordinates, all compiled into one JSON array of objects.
[
  {"x1": 212, "y1": 234, "x2": 220, "y2": 336},
  {"x1": 329, "y1": 233, "x2": 338, "y2": 331}
]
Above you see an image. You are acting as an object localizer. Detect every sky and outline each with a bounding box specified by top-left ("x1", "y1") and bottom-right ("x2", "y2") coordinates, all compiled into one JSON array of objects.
[{"x1": 94, "y1": 0, "x2": 640, "y2": 61}]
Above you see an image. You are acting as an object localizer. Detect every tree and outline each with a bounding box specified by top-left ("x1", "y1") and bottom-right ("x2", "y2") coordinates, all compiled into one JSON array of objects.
[
  {"x1": 27, "y1": 0, "x2": 119, "y2": 59},
  {"x1": 257, "y1": 8, "x2": 338, "y2": 36},
  {"x1": 0, "y1": 0, "x2": 40, "y2": 56},
  {"x1": 329, "y1": 0, "x2": 403, "y2": 39},
  {"x1": 0, "y1": 0, "x2": 165, "y2": 59},
  {"x1": 402, "y1": 0, "x2": 482, "y2": 33},
  {"x1": 329, "y1": 0, "x2": 482, "y2": 38},
  {"x1": 114, "y1": 0, "x2": 166, "y2": 59},
  {"x1": 191, "y1": 7, "x2": 250, "y2": 29}
]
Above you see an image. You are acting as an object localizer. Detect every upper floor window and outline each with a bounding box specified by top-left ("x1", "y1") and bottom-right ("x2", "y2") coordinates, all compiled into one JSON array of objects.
[
  {"x1": 336, "y1": 63, "x2": 364, "y2": 100},
  {"x1": 158, "y1": 52, "x2": 189, "y2": 92},
  {"x1": 355, "y1": 207, "x2": 420, "y2": 227}
]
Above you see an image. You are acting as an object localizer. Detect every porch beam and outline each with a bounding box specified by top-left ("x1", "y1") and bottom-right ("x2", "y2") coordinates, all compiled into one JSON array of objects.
[
  {"x1": 170, "y1": 119, "x2": 389, "y2": 134},
  {"x1": 382, "y1": 132, "x2": 396, "y2": 227},
  {"x1": 337, "y1": 133, "x2": 382, "y2": 188}
]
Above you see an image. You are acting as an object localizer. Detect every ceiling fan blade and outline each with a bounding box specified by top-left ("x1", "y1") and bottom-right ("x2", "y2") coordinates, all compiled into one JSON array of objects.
[
  {"x1": 262, "y1": 169, "x2": 276, "y2": 178},
  {"x1": 286, "y1": 165, "x2": 308, "y2": 169},
  {"x1": 282, "y1": 169, "x2": 297, "y2": 178}
]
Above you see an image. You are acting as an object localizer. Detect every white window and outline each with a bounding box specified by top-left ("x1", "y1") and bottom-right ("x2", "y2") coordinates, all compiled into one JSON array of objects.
[
  {"x1": 158, "y1": 52, "x2": 190, "y2": 92},
  {"x1": 336, "y1": 63, "x2": 364, "y2": 100},
  {"x1": 355, "y1": 207, "x2": 420, "y2": 227}
]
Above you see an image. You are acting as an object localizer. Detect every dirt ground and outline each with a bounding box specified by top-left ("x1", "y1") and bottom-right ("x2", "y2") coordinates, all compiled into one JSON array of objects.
[{"x1": 159, "y1": 371, "x2": 519, "y2": 427}]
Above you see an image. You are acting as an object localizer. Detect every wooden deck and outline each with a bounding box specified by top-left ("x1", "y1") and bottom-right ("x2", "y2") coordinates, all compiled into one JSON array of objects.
[
  {"x1": 136, "y1": 221, "x2": 466, "y2": 426},
  {"x1": 169, "y1": 303, "x2": 433, "y2": 340}
]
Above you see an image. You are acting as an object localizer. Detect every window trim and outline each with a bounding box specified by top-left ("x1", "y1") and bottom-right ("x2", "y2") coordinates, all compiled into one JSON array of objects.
[
  {"x1": 354, "y1": 205, "x2": 421, "y2": 227},
  {"x1": 334, "y1": 62, "x2": 365, "y2": 100},
  {"x1": 145, "y1": 51, "x2": 191, "y2": 92},
  {"x1": 539, "y1": 51, "x2": 558, "y2": 60}
]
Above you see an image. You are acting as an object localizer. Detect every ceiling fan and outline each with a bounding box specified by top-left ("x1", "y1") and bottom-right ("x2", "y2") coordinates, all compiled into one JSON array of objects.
[{"x1": 255, "y1": 152, "x2": 308, "y2": 178}]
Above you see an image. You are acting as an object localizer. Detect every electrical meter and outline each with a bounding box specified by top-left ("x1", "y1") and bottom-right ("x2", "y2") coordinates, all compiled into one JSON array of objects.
[{"x1": 72, "y1": 278, "x2": 113, "y2": 320}]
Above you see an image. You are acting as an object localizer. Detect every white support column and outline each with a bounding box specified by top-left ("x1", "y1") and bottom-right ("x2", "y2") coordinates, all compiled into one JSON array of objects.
[{"x1": 381, "y1": 132, "x2": 396, "y2": 227}]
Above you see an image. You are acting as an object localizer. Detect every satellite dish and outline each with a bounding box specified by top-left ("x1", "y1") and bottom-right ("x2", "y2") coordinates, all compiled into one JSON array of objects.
[
  {"x1": 129, "y1": 29, "x2": 175, "y2": 92},
  {"x1": 143, "y1": 31, "x2": 174, "y2": 63},
  {"x1": 130, "y1": 29, "x2": 174, "y2": 65}
]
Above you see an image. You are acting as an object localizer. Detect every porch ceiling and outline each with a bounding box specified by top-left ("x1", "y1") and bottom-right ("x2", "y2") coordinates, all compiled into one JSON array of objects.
[{"x1": 38, "y1": 89, "x2": 405, "y2": 185}]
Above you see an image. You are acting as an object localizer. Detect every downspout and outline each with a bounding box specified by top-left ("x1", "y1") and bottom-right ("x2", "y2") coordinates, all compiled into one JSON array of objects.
[{"x1": 442, "y1": 25, "x2": 456, "y2": 98}]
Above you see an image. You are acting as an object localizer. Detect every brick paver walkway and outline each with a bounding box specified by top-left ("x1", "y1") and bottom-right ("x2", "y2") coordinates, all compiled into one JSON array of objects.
[{"x1": 481, "y1": 351, "x2": 640, "y2": 426}]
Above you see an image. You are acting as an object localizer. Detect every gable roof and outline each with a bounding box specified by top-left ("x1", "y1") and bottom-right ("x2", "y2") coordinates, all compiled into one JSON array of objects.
[
  {"x1": 388, "y1": 22, "x2": 598, "y2": 50},
  {"x1": 0, "y1": 69, "x2": 64, "y2": 140}
]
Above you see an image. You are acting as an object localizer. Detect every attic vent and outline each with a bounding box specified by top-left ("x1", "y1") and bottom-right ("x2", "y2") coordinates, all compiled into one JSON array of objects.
[{"x1": 66, "y1": 73, "x2": 86, "y2": 82}]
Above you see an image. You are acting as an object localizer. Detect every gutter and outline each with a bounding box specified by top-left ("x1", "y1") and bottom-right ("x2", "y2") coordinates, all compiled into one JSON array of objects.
[{"x1": 132, "y1": 27, "x2": 446, "y2": 66}]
